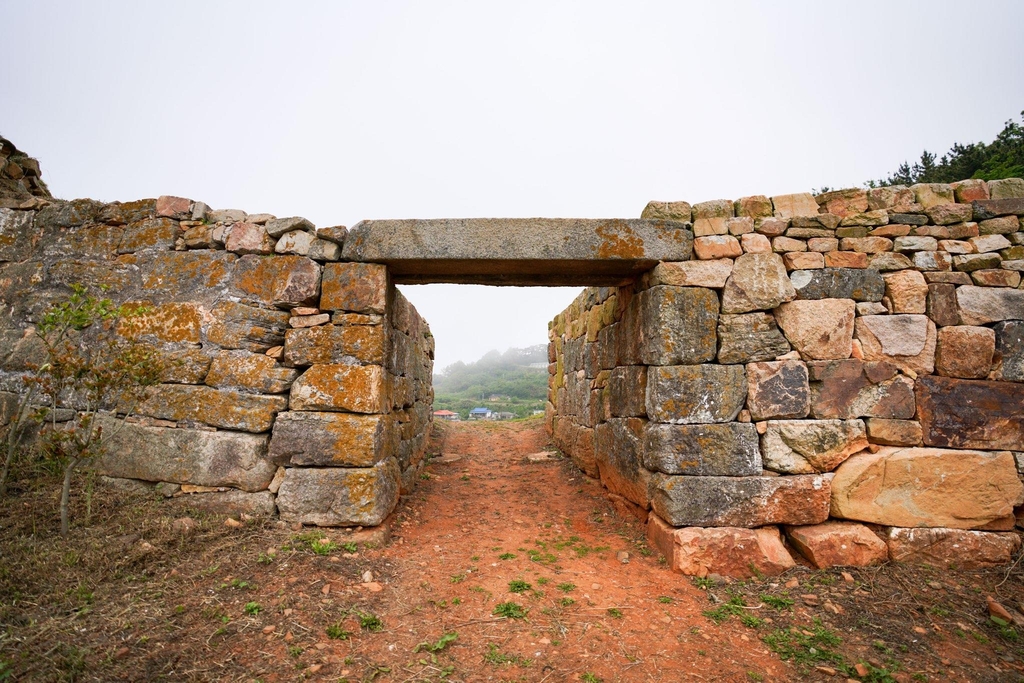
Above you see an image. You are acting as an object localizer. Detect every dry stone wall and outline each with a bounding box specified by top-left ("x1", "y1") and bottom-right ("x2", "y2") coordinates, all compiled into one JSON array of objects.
[
  {"x1": 0, "y1": 194, "x2": 433, "y2": 525},
  {"x1": 550, "y1": 180, "x2": 1024, "y2": 577}
]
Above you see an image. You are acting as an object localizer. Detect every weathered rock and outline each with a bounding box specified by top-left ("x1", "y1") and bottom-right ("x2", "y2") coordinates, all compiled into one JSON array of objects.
[
  {"x1": 289, "y1": 364, "x2": 389, "y2": 414},
  {"x1": 693, "y1": 235, "x2": 742, "y2": 260},
  {"x1": 782, "y1": 253, "x2": 824, "y2": 271},
  {"x1": 893, "y1": 235, "x2": 938, "y2": 252},
  {"x1": 225, "y1": 222, "x2": 275, "y2": 255},
  {"x1": 956, "y1": 285, "x2": 1024, "y2": 325},
  {"x1": 136, "y1": 384, "x2": 287, "y2": 433},
  {"x1": 307, "y1": 238, "x2": 341, "y2": 261},
  {"x1": 912, "y1": 250, "x2": 953, "y2": 271},
  {"x1": 988, "y1": 178, "x2": 1024, "y2": 200},
  {"x1": 772, "y1": 236, "x2": 806, "y2": 252},
  {"x1": 926, "y1": 283, "x2": 959, "y2": 327},
  {"x1": 174, "y1": 490, "x2": 277, "y2": 516},
  {"x1": 274, "y1": 230, "x2": 314, "y2": 256},
  {"x1": 645, "y1": 364, "x2": 746, "y2": 424},
  {"x1": 972, "y1": 198, "x2": 1024, "y2": 220},
  {"x1": 994, "y1": 320, "x2": 1024, "y2": 382},
  {"x1": 642, "y1": 422, "x2": 761, "y2": 476},
  {"x1": 935, "y1": 326, "x2": 995, "y2": 379},
  {"x1": 646, "y1": 259, "x2": 733, "y2": 288},
  {"x1": 866, "y1": 185, "x2": 915, "y2": 210},
  {"x1": 594, "y1": 418, "x2": 651, "y2": 508},
  {"x1": 720, "y1": 253, "x2": 797, "y2": 314},
  {"x1": 790, "y1": 268, "x2": 884, "y2": 302},
  {"x1": 882, "y1": 270, "x2": 928, "y2": 314},
  {"x1": 979, "y1": 216, "x2": 1020, "y2": 235},
  {"x1": 762, "y1": 419, "x2": 866, "y2": 474},
  {"x1": 649, "y1": 473, "x2": 832, "y2": 527},
  {"x1": 638, "y1": 286, "x2": 719, "y2": 366},
  {"x1": 276, "y1": 459, "x2": 400, "y2": 527},
  {"x1": 207, "y1": 301, "x2": 291, "y2": 352},
  {"x1": 785, "y1": 522, "x2": 887, "y2": 568},
  {"x1": 265, "y1": 216, "x2": 314, "y2": 238},
  {"x1": 816, "y1": 188, "x2": 869, "y2": 217},
  {"x1": 717, "y1": 313, "x2": 791, "y2": 364},
  {"x1": 269, "y1": 411, "x2": 394, "y2": 467},
  {"x1": 839, "y1": 210, "x2": 889, "y2": 227},
  {"x1": 925, "y1": 203, "x2": 973, "y2": 225},
  {"x1": 554, "y1": 418, "x2": 597, "y2": 477},
  {"x1": 772, "y1": 193, "x2": 819, "y2": 219},
  {"x1": 953, "y1": 179, "x2": 989, "y2": 203},
  {"x1": 117, "y1": 302, "x2": 202, "y2": 344},
  {"x1": 855, "y1": 315, "x2": 936, "y2": 375},
  {"x1": 911, "y1": 183, "x2": 954, "y2": 208},
  {"x1": 205, "y1": 350, "x2": 299, "y2": 394},
  {"x1": 808, "y1": 359, "x2": 916, "y2": 419},
  {"x1": 970, "y1": 233, "x2": 1012, "y2": 253},
  {"x1": 641, "y1": 201, "x2": 692, "y2": 221},
  {"x1": 972, "y1": 269, "x2": 1021, "y2": 288},
  {"x1": 342, "y1": 218, "x2": 693, "y2": 285},
  {"x1": 608, "y1": 366, "x2": 647, "y2": 417},
  {"x1": 320, "y1": 262, "x2": 389, "y2": 315},
  {"x1": 746, "y1": 360, "x2": 809, "y2": 420},
  {"x1": 118, "y1": 217, "x2": 180, "y2": 253},
  {"x1": 885, "y1": 527, "x2": 1022, "y2": 568},
  {"x1": 93, "y1": 416, "x2": 275, "y2": 491},
  {"x1": 917, "y1": 375, "x2": 1024, "y2": 450},
  {"x1": 283, "y1": 324, "x2": 386, "y2": 366},
  {"x1": 647, "y1": 516, "x2": 795, "y2": 578},
  {"x1": 954, "y1": 253, "x2": 1003, "y2": 273},
  {"x1": 865, "y1": 418, "x2": 922, "y2": 446},
  {"x1": 231, "y1": 255, "x2": 321, "y2": 309},
  {"x1": 830, "y1": 447, "x2": 1023, "y2": 528},
  {"x1": 824, "y1": 251, "x2": 868, "y2": 269},
  {"x1": 774, "y1": 299, "x2": 856, "y2": 360},
  {"x1": 735, "y1": 195, "x2": 774, "y2": 218},
  {"x1": 867, "y1": 252, "x2": 914, "y2": 271},
  {"x1": 156, "y1": 195, "x2": 191, "y2": 219}
]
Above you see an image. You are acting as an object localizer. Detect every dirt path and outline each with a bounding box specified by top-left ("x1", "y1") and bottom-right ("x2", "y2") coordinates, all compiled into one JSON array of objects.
[{"x1": 2, "y1": 418, "x2": 1023, "y2": 682}]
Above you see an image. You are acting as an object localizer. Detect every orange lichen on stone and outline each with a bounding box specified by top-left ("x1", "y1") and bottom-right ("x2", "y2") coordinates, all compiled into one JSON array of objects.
[{"x1": 118, "y1": 302, "x2": 203, "y2": 343}]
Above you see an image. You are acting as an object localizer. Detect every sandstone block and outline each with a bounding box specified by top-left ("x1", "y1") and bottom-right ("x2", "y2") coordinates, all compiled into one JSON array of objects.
[
  {"x1": 772, "y1": 236, "x2": 806, "y2": 252},
  {"x1": 885, "y1": 527, "x2": 1022, "y2": 568},
  {"x1": 871, "y1": 224, "x2": 912, "y2": 237},
  {"x1": 994, "y1": 320, "x2": 1024, "y2": 382},
  {"x1": 693, "y1": 235, "x2": 742, "y2": 260},
  {"x1": 808, "y1": 359, "x2": 916, "y2": 420},
  {"x1": 912, "y1": 250, "x2": 953, "y2": 271},
  {"x1": 727, "y1": 218, "x2": 754, "y2": 236},
  {"x1": 231, "y1": 254, "x2": 322, "y2": 309},
  {"x1": 692, "y1": 217, "x2": 728, "y2": 237},
  {"x1": 917, "y1": 375, "x2": 1024, "y2": 450},
  {"x1": 209, "y1": 209, "x2": 246, "y2": 224},
  {"x1": 782, "y1": 252, "x2": 824, "y2": 270},
  {"x1": 594, "y1": 418, "x2": 651, "y2": 508},
  {"x1": 790, "y1": 268, "x2": 884, "y2": 301},
  {"x1": 882, "y1": 271, "x2": 927, "y2": 313},
  {"x1": 953, "y1": 179, "x2": 989, "y2": 203},
  {"x1": 807, "y1": 237, "x2": 839, "y2": 253},
  {"x1": 136, "y1": 384, "x2": 287, "y2": 433},
  {"x1": 205, "y1": 350, "x2": 299, "y2": 394},
  {"x1": 867, "y1": 252, "x2": 914, "y2": 271},
  {"x1": 785, "y1": 521, "x2": 887, "y2": 568},
  {"x1": 265, "y1": 216, "x2": 314, "y2": 238},
  {"x1": 755, "y1": 217, "x2": 789, "y2": 237},
  {"x1": 94, "y1": 416, "x2": 275, "y2": 491},
  {"x1": 855, "y1": 315, "x2": 936, "y2": 375},
  {"x1": 225, "y1": 222, "x2": 275, "y2": 254},
  {"x1": 824, "y1": 251, "x2": 868, "y2": 269},
  {"x1": 156, "y1": 195, "x2": 191, "y2": 219},
  {"x1": 988, "y1": 178, "x2": 1024, "y2": 199},
  {"x1": 972, "y1": 269, "x2": 1021, "y2": 287},
  {"x1": 772, "y1": 193, "x2": 820, "y2": 219},
  {"x1": 867, "y1": 186, "x2": 915, "y2": 210},
  {"x1": 283, "y1": 324, "x2": 386, "y2": 366},
  {"x1": 839, "y1": 210, "x2": 889, "y2": 227},
  {"x1": 316, "y1": 225, "x2": 348, "y2": 245},
  {"x1": 926, "y1": 203, "x2": 973, "y2": 225},
  {"x1": 717, "y1": 313, "x2": 791, "y2": 364},
  {"x1": 643, "y1": 422, "x2": 761, "y2": 476},
  {"x1": 207, "y1": 301, "x2": 291, "y2": 352},
  {"x1": 720, "y1": 253, "x2": 796, "y2": 314},
  {"x1": 554, "y1": 418, "x2": 597, "y2": 477},
  {"x1": 647, "y1": 259, "x2": 733, "y2": 288},
  {"x1": 647, "y1": 516, "x2": 795, "y2": 579},
  {"x1": 935, "y1": 326, "x2": 995, "y2": 379},
  {"x1": 926, "y1": 283, "x2": 959, "y2": 327},
  {"x1": 646, "y1": 364, "x2": 746, "y2": 424},
  {"x1": 972, "y1": 198, "x2": 1024, "y2": 220},
  {"x1": 911, "y1": 183, "x2": 954, "y2": 208},
  {"x1": 956, "y1": 285, "x2": 1024, "y2": 324},
  {"x1": 740, "y1": 233, "x2": 772, "y2": 253},
  {"x1": 970, "y1": 233, "x2": 1012, "y2": 253},
  {"x1": 893, "y1": 236, "x2": 938, "y2": 253},
  {"x1": 609, "y1": 366, "x2": 647, "y2": 417},
  {"x1": 641, "y1": 201, "x2": 692, "y2": 221},
  {"x1": 289, "y1": 364, "x2": 389, "y2": 414},
  {"x1": 830, "y1": 447, "x2": 1023, "y2": 528},
  {"x1": 307, "y1": 238, "x2": 341, "y2": 261},
  {"x1": 954, "y1": 253, "x2": 1002, "y2": 272},
  {"x1": 638, "y1": 286, "x2": 719, "y2": 365},
  {"x1": 735, "y1": 195, "x2": 774, "y2": 218},
  {"x1": 762, "y1": 419, "x2": 866, "y2": 474},
  {"x1": 865, "y1": 418, "x2": 922, "y2": 446},
  {"x1": 649, "y1": 473, "x2": 832, "y2": 527},
  {"x1": 746, "y1": 360, "x2": 809, "y2": 421},
  {"x1": 276, "y1": 459, "x2": 400, "y2": 526},
  {"x1": 321, "y1": 262, "x2": 389, "y2": 314},
  {"x1": 816, "y1": 189, "x2": 868, "y2": 217},
  {"x1": 979, "y1": 216, "x2": 1019, "y2": 235},
  {"x1": 274, "y1": 230, "x2": 314, "y2": 256},
  {"x1": 774, "y1": 299, "x2": 856, "y2": 360},
  {"x1": 269, "y1": 411, "x2": 393, "y2": 467}
]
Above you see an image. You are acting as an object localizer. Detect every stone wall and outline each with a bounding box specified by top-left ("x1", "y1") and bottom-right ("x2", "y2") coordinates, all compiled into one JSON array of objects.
[
  {"x1": 0, "y1": 136, "x2": 51, "y2": 209},
  {"x1": 550, "y1": 179, "x2": 1024, "y2": 576},
  {"x1": 0, "y1": 194, "x2": 433, "y2": 525}
]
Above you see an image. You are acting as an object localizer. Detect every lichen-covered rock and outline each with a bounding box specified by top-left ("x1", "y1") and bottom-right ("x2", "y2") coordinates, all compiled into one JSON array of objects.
[
  {"x1": 645, "y1": 364, "x2": 746, "y2": 424},
  {"x1": 321, "y1": 262, "x2": 389, "y2": 314},
  {"x1": 716, "y1": 313, "x2": 791, "y2": 364},
  {"x1": 855, "y1": 315, "x2": 936, "y2": 376},
  {"x1": 276, "y1": 459, "x2": 400, "y2": 526},
  {"x1": 94, "y1": 416, "x2": 275, "y2": 491},
  {"x1": 645, "y1": 259, "x2": 733, "y2": 288},
  {"x1": 594, "y1": 418, "x2": 651, "y2": 508},
  {"x1": 641, "y1": 201, "x2": 692, "y2": 222},
  {"x1": 761, "y1": 419, "x2": 867, "y2": 474},
  {"x1": 289, "y1": 364, "x2": 389, "y2": 414},
  {"x1": 638, "y1": 286, "x2": 719, "y2": 365},
  {"x1": 746, "y1": 360, "x2": 809, "y2": 421},
  {"x1": 608, "y1": 366, "x2": 647, "y2": 417},
  {"x1": 916, "y1": 375, "x2": 1024, "y2": 450},
  {"x1": 117, "y1": 302, "x2": 202, "y2": 344},
  {"x1": 283, "y1": 324, "x2": 387, "y2": 366},
  {"x1": 269, "y1": 411, "x2": 394, "y2": 467},
  {"x1": 995, "y1": 320, "x2": 1024, "y2": 382},
  {"x1": 207, "y1": 301, "x2": 291, "y2": 352},
  {"x1": 647, "y1": 515, "x2": 794, "y2": 578},
  {"x1": 230, "y1": 254, "x2": 321, "y2": 309},
  {"x1": 784, "y1": 521, "x2": 887, "y2": 568},
  {"x1": 225, "y1": 222, "x2": 275, "y2": 255},
  {"x1": 885, "y1": 527, "x2": 1022, "y2": 568},
  {"x1": 808, "y1": 360, "x2": 915, "y2": 419},
  {"x1": 205, "y1": 350, "x2": 299, "y2": 394},
  {"x1": 135, "y1": 384, "x2": 287, "y2": 433},
  {"x1": 830, "y1": 447, "x2": 1024, "y2": 528},
  {"x1": 790, "y1": 268, "x2": 884, "y2": 301},
  {"x1": 720, "y1": 253, "x2": 796, "y2": 314},
  {"x1": 643, "y1": 422, "x2": 761, "y2": 476},
  {"x1": 649, "y1": 473, "x2": 832, "y2": 527},
  {"x1": 774, "y1": 299, "x2": 856, "y2": 360}
]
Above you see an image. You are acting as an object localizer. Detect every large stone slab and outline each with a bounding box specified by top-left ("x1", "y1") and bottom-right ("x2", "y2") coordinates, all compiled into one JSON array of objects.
[
  {"x1": 342, "y1": 218, "x2": 694, "y2": 285},
  {"x1": 648, "y1": 473, "x2": 832, "y2": 527},
  {"x1": 205, "y1": 350, "x2": 298, "y2": 394},
  {"x1": 647, "y1": 515, "x2": 795, "y2": 578},
  {"x1": 785, "y1": 521, "x2": 887, "y2": 568},
  {"x1": 594, "y1": 418, "x2": 651, "y2": 508},
  {"x1": 608, "y1": 366, "x2": 647, "y2": 417},
  {"x1": 320, "y1": 263, "x2": 389, "y2": 314},
  {"x1": 276, "y1": 459, "x2": 400, "y2": 526},
  {"x1": 720, "y1": 253, "x2": 796, "y2": 314},
  {"x1": 94, "y1": 416, "x2": 275, "y2": 491},
  {"x1": 808, "y1": 359, "x2": 916, "y2": 419},
  {"x1": 916, "y1": 375, "x2": 1024, "y2": 450},
  {"x1": 645, "y1": 364, "x2": 746, "y2": 423},
  {"x1": 289, "y1": 364, "x2": 390, "y2": 413},
  {"x1": 885, "y1": 527, "x2": 1022, "y2": 568},
  {"x1": 855, "y1": 315, "x2": 936, "y2": 376},
  {"x1": 638, "y1": 286, "x2": 719, "y2": 365},
  {"x1": 790, "y1": 268, "x2": 884, "y2": 301},
  {"x1": 716, "y1": 313, "x2": 791, "y2": 364},
  {"x1": 956, "y1": 285, "x2": 1024, "y2": 325},
  {"x1": 761, "y1": 419, "x2": 867, "y2": 474},
  {"x1": 207, "y1": 301, "x2": 291, "y2": 353},
  {"x1": 230, "y1": 255, "x2": 321, "y2": 309},
  {"x1": 269, "y1": 411, "x2": 394, "y2": 467},
  {"x1": 830, "y1": 447, "x2": 1023, "y2": 528},
  {"x1": 135, "y1": 384, "x2": 287, "y2": 433},
  {"x1": 283, "y1": 324, "x2": 387, "y2": 366},
  {"x1": 643, "y1": 422, "x2": 761, "y2": 476},
  {"x1": 774, "y1": 299, "x2": 856, "y2": 360}
]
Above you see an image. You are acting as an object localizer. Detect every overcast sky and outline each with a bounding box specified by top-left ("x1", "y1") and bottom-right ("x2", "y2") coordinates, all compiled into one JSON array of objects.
[{"x1": 3, "y1": 1, "x2": 1022, "y2": 371}]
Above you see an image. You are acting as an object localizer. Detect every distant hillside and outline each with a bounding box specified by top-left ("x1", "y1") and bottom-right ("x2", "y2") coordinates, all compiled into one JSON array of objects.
[{"x1": 433, "y1": 345, "x2": 548, "y2": 418}]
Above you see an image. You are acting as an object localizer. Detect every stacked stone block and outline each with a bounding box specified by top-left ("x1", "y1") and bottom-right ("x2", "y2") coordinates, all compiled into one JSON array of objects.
[
  {"x1": 551, "y1": 179, "x2": 1024, "y2": 576},
  {"x1": 0, "y1": 193, "x2": 432, "y2": 526}
]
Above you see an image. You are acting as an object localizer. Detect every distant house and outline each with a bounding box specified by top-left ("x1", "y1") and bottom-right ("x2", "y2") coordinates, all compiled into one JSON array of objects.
[
  {"x1": 469, "y1": 407, "x2": 492, "y2": 420},
  {"x1": 433, "y1": 409, "x2": 459, "y2": 421},
  {"x1": 492, "y1": 411, "x2": 516, "y2": 421}
]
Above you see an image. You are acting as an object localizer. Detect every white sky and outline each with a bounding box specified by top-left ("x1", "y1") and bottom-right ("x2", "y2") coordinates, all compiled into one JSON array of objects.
[{"x1": 3, "y1": 1, "x2": 1022, "y2": 371}]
